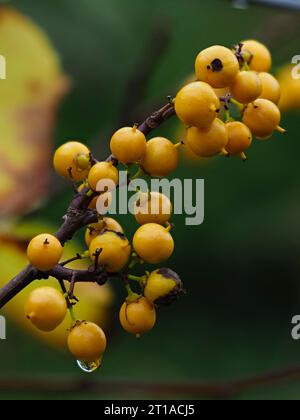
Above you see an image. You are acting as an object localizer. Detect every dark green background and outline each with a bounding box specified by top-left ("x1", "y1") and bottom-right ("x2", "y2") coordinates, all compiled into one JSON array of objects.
[{"x1": 0, "y1": 0, "x2": 300, "y2": 400}]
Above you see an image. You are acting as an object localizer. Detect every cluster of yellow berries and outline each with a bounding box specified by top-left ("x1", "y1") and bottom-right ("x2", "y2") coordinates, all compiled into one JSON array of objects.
[
  {"x1": 23, "y1": 39, "x2": 284, "y2": 372},
  {"x1": 176, "y1": 40, "x2": 285, "y2": 161},
  {"x1": 25, "y1": 129, "x2": 182, "y2": 370}
]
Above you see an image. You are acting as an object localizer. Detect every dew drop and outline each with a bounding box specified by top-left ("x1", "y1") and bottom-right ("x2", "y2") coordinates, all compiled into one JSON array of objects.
[{"x1": 77, "y1": 359, "x2": 101, "y2": 373}]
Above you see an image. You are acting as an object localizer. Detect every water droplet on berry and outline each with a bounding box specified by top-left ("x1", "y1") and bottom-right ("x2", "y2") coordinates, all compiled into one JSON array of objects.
[{"x1": 77, "y1": 359, "x2": 101, "y2": 373}]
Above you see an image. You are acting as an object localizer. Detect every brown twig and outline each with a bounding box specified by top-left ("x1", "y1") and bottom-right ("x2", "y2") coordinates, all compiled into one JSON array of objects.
[
  {"x1": 1, "y1": 364, "x2": 300, "y2": 398},
  {"x1": 0, "y1": 101, "x2": 175, "y2": 310}
]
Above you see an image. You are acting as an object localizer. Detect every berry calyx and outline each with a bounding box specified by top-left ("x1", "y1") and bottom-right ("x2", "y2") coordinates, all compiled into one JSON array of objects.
[
  {"x1": 141, "y1": 137, "x2": 179, "y2": 177},
  {"x1": 67, "y1": 321, "x2": 107, "y2": 363},
  {"x1": 240, "y1": 40, "x2": 272, "y2": 73},
  {"x1": 242, "y1": 98, "x2": 284, "y2": 139},
  {"x1": 89, "y1": 231, "x2": 131, "y2": 272},
  {"x1": 27, "y1": 234, "x2": 63, "y2": 271},
  {"x1": 186, "y1": 118, "x2": 228, "y2": 157},
  {"x1": 175, "y1": 81, "x2": 220, "y2": 129},
  {"x1": 119, "y1": 297, "x2": 156, "y2": 336},
  {"x1": 225, "y1": 121, "x2": 252, "y2": 159},
  {"x1": 144, "y1": 268, "x2": 184, "y2": 306},
  {"x1": 195, "y1": 45, "x2": 240, "y2": 88},
  {"x1": 134, "y1": 191, "x2": 172, "y2": 226},
  {"x1": 110, "y1": 126, "x2": 147, "y2": 164},
  {"x1": 88, "y1": 161, "x2": 119, "y2": 192},
  {"x1": 230, "y1": 70, "x2": 262, "y2": 104},
  {"x1": 133, "y1": 223, "x2": 174, "y2": 264},
  {"x1": 25, "y1": 287, "x2": 67, "y2": 332},
  {"x1": 258, "y1": 72, "x2": 281, "y2": 104},
  {"x1": 53, "y1": 141, "x2": 91, "y2": 181},
  {"x1": 85, "y1": 218, "x2": 124, "y2": 246}
]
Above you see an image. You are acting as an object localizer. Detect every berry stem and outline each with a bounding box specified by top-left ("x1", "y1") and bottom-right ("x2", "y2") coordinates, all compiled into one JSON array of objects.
[
  {"x1": 128, "y1": 274, "x2": 145, "y2": 283},
  {"x1": 131, "y1": 166, "x2": 145, "y2": 180}
]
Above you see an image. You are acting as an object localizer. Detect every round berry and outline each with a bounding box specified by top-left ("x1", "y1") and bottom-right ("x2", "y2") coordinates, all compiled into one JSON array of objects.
[
  {"x1": 25, "y1": 287, "x2": 67, "y2": 332},
  {"x1": 85, "y1": 218, "x2": 124, "y2": 247},
  {"x1": 27, "y1": 234, "x2": 63, "y2": 271},
  {"x1": 133, "y1": 223, "x2": 174, "y2": 264},
  {"x1": 225, "y1": 121, "x2": 252, "y2": 157},
  {"x1": 242, "y1": 98, "x2": 283, "y2": 139},
  {"x1": 89, "y1": 231, "x2": 131, "y2": 272},
  {"x1": 230, "y1": 71, "x2": 262, "y2": 104},
  {"x1": 134, "y1": 192, "x2": 172, "y2": 226},
  {"x1": 88, "y1": 161, "x2": 119, "y2": 192},
  {"x1": 175, "y1": 81, "x2": 220, "y2": 129},
  {"x1": 110, "y1": 126, "x2": 147, "y2": 164},
  {"x1": 195, "y1": 45, "x2": 239, "y2": 88},
  {"x1": 144, "y1": 268, "x2": 183, "y2": 306},
  {"x1": 241, "y1": 40, "x2": 272, "y2": 72},
  {"x1": 258, "y1": 72, "x2": 281, "y2": 104},
  {"x1": 68, "y1": 321, "x2": 107, "y2": 363},
  {"x1": 119, "y1": 297, "x2": 156, "y2": 336},
  {"x1": 186, "y1": 118, "x2": 228, "y2": 157},
  {"x1": 53, "y1": 141, "x2": 90, "y2": 181},
  {"x1": 141, "y1": 137, "x2": 179, "y2": 177}
]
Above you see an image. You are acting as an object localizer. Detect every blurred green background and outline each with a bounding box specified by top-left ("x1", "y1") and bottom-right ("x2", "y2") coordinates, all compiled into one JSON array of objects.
[{"x1": 0, "y1": 0, "x2": 300, "y2": 400}]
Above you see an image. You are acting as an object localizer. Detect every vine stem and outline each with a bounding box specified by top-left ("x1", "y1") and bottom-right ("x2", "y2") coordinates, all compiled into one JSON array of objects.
[{"x1": 0, "y1": 101, "x2": 175, "y2": 310}]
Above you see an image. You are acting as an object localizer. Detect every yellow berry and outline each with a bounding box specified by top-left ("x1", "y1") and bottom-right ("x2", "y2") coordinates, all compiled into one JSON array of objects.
[
  {"x1": 186, "y1": 118, "x2": 228, "y2": 157},
  {"x1": 195, "y1": 45, "x2": 240, "y2": 88},
  {"x1": 119, "y1": 297, "x2": 156, "y2": 336},
  {"x1": 25, "y1": 287, "x2": 67, "y2": 332},
  {"x1": 175, "y1": 81, "x2": 220, "y2": 129},
  {"x1": 241, "y1": 40, "x2": 272, "y2": 72},
  {"x1": 133, "y1": 223, "x2": 174, "y2": 264},
  {"x1": 144, "y1": 268, "x2": 183, "y2": 306},
  {"x1": 53, "y1": 141, "x2": 90, "y2": 181},
  {"x1": 141, "y1": 137, "x2": 179, "y2": 177},
  {"x1": 89, "y1": 231, "x2": 131, "y2": 272},
  {"x1": 68, "y1": 321, "x2": 107, "y2": 363},
  {"x1": 85, "y1": 218, "x2": 124, "y2": 247},
  {"x1": 134, "y1": 191, "x2": 172, "y2": 226},
  {"x1": 242, "y1": 98, "x2": 283, "y2": 139},
  {"x1": 110, "y1": 126, "x2": 147, "y2": 164},
  {"x1": 27, "y1": 233, "x2": 63, "y2": 271},
  {"x1": 88, "y1": 162, "x2": 119, "y2": 192},
  {"x1": 225, "y1": 121, "x2": 252, "y2": 156},
  {"x1": 258, "y1": 72, "x2": 281, "y2": 104},
  {"x1": 231, "y1": 71, "x2": 262, "y2": 104}
]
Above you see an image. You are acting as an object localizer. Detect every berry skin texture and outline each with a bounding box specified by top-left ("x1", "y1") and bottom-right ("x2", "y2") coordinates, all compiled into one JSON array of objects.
[
  {"x1": 85, "y1": 218, "x2": 124, "y2": 247},
  {"x1": 142, "y1": 137, "x2": 179, "y2": 178},
  {"x1": 230, "y1": 71, "x2": 262, "y2": 104},
  {"x1": 242, "y1": 98, "x2": 282, "y2": 139},
  {"x1": 195, "y1": 45, "x2": 240, "y2": 88},
  {"x1": 110, "y1": 126, "x2": 147, "y2": 164},
  {"x1": 88, "y1": 161, "x2": 119, "y2": 192},
  {"x1": 68, "y1": 321, "x2": 107, "y2": 363},
  {"x1": 241, "y1": 40, "x2": 272, "y2": 73},
  {"x1": 25, "y1": 287, "x2": 67, "y2": 332},
  {"x1": 175, "y1": 81, "x2": 220, "y2": 129},
  {"x1": 89, "y1": 231, "x2": 131, "y2": 272},
  {"x1": 119, "y1": 297, "x2": 156, "y2": 336},
  {"x1": 225, "y1": 122, "x2": 253, "y2": 157},
  {"x1": 186, "y1": 118, "x2": 228, "y2": 157},
  {"x1": 27, "y1": 234, "x2": 63, "y2": 271},
  {"x1": 133, "y1": 223, "x2": 174, "y2": 264},
  {"x1": 134, "y1": 191, "x2": 172, "y2": 226},
  {"x1": 53, "y1": 141, "x2": 90, "y2": 181},
  {"x1": 258, "y1": 72, "x2": 281, "y2": 104},
  {"x1": 144, "y1": 268, "x2": 183, "y2": 306}
]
